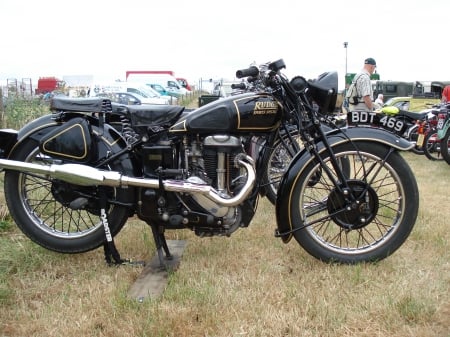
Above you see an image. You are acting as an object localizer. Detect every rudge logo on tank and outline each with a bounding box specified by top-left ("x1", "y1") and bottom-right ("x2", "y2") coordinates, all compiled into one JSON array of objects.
[{"x1": 253, "y1": 101, "x2": 278, "y2": 115}]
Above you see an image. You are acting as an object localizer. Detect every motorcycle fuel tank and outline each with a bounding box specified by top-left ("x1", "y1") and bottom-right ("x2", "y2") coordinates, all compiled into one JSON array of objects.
[{"x1": 169, "y1": 93, "x2": 282, "y2": 134}]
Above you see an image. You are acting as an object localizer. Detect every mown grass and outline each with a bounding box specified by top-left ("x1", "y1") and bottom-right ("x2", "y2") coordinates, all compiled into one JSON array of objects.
[
  {"x1": 0, "y1": 153, "x2": 449, "y2": 337},
  {"x1": 0, "y1": 99, "x2": 449, "y2": 336}
]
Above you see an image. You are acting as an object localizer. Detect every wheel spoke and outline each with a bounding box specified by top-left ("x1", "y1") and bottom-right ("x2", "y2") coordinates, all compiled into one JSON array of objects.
[{"x1": 15, "y1": 148, "x2": 110, "y2": 238}]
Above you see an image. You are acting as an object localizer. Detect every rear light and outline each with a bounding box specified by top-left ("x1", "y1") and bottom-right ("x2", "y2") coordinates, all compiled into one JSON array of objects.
[{"x1": 417, "y1": 121, "x2": 426, "y2": 134}]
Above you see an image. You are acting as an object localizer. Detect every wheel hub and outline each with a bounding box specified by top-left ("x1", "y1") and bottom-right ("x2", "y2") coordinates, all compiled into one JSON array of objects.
[
  {"x1": 51, "y1": 181, "x2": 101, "y2": 215},
  {"x1": 327, "y1": 180, "x2": 378, "y2": 230}
]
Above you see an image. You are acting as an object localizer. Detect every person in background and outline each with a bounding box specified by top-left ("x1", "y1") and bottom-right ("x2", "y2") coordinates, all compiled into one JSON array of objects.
[
  {"x1": 348, "y1": 57, "x2": 377, "y2": 111},
  {"x1": 374, "y1": 93, "x2": 384, "y2": 108},
  {"x1": 442, "y1": 85, "x2": 450, "y2": 103}
]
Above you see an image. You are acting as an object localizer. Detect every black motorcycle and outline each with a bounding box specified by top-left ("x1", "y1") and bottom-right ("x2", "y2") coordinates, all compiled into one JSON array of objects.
[{"x1": 0, "y1": 59, "x2": 419, "y2": 266}]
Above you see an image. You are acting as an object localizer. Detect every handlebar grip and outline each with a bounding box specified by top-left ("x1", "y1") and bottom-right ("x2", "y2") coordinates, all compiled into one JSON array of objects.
[
  {"x1": 236, "y1": 66, "x2": 259, "y2": 79},
  {"x1": 231, "y1": 83, "x2": 246, "y2": 89}
]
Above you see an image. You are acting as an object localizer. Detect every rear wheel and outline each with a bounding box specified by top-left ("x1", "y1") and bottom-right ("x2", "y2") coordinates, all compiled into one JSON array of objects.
[
  {"x1": 4, "y1": 138, "x2": 133, "y2": 253},
  {"x1": 423, "y1": 130, "x2": 443, "y2": 161}
]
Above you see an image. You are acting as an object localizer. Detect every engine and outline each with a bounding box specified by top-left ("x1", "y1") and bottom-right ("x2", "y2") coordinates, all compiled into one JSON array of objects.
[{"x1": 137, "y1": 134, "x2": 253, "y2": 237}]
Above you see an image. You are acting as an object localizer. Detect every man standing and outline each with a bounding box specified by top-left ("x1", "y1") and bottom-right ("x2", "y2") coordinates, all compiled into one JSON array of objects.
[
  {"x1": 374, "y1": 93, "x2": 384, "y2": 108},
  {"x1": 347, "y1": 58, "x2": 377, "y2": 111}
]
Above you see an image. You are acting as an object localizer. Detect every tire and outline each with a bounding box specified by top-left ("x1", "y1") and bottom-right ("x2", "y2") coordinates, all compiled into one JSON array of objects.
[
  {"x1": 440, "y1": 129, "x2": 450, "y2": 165},
  {"x1": 423, "y1": 130, "x2": 443, "y2": 161},
  {"x1": 263, "y1": 130, "x2": 302, "y2": 204},
  {"x1": 288, "y1": 141, "x2": 419, "y2": 263},
  {"x1": 4, "y1": 138, "x2": 133, "y2": 253}
]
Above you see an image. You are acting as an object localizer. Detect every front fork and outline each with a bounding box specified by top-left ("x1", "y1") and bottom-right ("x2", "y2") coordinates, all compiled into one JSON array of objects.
[{"x1": 306, "y1": 120, "x2": 395, "y2": 209}]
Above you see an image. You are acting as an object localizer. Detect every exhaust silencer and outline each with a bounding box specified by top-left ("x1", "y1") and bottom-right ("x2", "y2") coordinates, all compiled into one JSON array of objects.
[{"x1": 0, "y1": 157, "x2": 255, "y2": 207}]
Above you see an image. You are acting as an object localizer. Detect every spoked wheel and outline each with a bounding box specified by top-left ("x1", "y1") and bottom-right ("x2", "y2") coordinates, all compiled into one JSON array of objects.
[
  {"x1": 4, "y1": 139, "x2": 133, "y2": 253},
  {"x1": 284, "y1": 141, "x2": 419, "y2": 263},
  {"x1": 440, "y1": 129, "x2": 450, "y2": 165},
  {"x1": 423, "y1": 130, "x2": 443, "y2": 161},
  {"x1": 263, "y1": 125, "x2": 338, "y2": 204}
]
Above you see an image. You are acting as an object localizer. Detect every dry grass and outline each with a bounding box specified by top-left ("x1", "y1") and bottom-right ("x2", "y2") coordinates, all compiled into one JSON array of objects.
[{"x1": 0, "y1": 152, "x2": 449, "y2": 337}]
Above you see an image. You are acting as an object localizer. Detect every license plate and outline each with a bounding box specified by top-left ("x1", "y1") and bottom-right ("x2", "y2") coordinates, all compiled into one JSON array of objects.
[
  {"x1": 416, "y1": 133, "x2": 425, "y2": 147},
  {"x1": 347, "y1": 111, "x2": 407, "y2": 134}
]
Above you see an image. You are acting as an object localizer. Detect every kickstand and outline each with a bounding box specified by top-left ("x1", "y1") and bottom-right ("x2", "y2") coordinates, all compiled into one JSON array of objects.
[
  {"x1": 98, "y1": 187, "x2": 129, "y2": 266},
  {"x1": 150, "y1": 225, "x2": 173, "y2": 270}
]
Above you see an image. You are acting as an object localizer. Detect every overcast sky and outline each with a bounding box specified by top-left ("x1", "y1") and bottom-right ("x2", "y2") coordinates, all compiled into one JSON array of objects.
[{"x1": 0, "y1": 0, "x2": 448, "y2": 89}]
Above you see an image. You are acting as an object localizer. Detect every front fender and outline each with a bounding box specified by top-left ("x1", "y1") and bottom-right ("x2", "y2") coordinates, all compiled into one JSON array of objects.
[{"x1": 275, "y1": 126, "x2": 412, "y2": 243}]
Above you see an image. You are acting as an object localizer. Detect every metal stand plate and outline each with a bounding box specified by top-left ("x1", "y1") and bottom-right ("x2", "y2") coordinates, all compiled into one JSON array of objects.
[{"x1": 128, "y1": 240, "x2": 187, "y2": 301}]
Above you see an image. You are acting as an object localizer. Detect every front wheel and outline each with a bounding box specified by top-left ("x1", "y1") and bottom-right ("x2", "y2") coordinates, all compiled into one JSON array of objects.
[
  {"x1": 286, "y1": 141, "x2": 419, "y2": 263},
  {"x1": 4, "y1": 138, "x2": 133, "y2": 253}
]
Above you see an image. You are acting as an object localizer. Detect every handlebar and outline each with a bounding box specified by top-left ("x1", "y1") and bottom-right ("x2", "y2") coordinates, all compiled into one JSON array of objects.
[
  {"x1": 236, "y1": 66, "x2": 259, "y2": 79},
  {"x1": 231, "y1": 83, "x2": 247, "y2": 90}
]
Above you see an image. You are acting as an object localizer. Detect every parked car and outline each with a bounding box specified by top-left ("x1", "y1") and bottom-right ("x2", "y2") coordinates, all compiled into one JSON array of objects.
[
  {"x1": 126, "y1": 84, "x2": 170, "y2": 105},
  {"x1": 96, "y1": 92, "x2": 164, "y2": 105},
  {"x1": 126, "y1": 73, "x2": 187, "y2": 97},
  {"x1": 146, "y1": 83, "x2": 169, "y2": 95},
  {"x1": 145, "y1": 84, "x2": 178, "y2": 103},
  {"x1": 383, "y1": 96, "x2": 440, "y2": 112},
  {"x1": 90, "y1": 82, "x2": 169, "y2": 105}
]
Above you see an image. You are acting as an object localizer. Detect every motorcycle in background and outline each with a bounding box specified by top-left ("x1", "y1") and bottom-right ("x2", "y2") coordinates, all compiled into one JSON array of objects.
[
  {"x1": 347, "y1": 106, "x2": 435, "y2": 155},
  {"x1": 418, "y1": 108, "x2": 442, "y2": 161}
]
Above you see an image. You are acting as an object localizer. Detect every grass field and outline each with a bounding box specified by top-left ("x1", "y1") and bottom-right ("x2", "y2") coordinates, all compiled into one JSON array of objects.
[{"x1": 0, "y1": 151, "x2": 449, "y2": 337}]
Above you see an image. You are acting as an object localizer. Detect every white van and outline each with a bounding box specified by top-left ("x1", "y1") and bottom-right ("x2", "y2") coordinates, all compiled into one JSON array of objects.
[
  {"x1": 126, "y1": 74, "x2": 189, "y2": 96},
  {"x1": 89, "y1": 82, "x2": 169, "y2": 104}
]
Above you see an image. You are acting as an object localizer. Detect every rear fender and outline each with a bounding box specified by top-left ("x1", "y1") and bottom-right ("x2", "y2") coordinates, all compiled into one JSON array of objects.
[
  {"x1": 0, "y1": 114, "x2": 58, "y2": 158},
  {"x1": 275, "y1": 126, "x2": 412, "y2": 243},
  {"x1": 0, "y1": 129, "x2": 18, "y2": 158},
  {"x1": 1, "y1": 114, "x2": 62, "y2": 157}
]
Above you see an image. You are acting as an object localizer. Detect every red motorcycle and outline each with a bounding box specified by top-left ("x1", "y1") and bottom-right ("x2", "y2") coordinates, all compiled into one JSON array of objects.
[{"x1": 416, "y1": 108, "x2": 442, "y2": 161}]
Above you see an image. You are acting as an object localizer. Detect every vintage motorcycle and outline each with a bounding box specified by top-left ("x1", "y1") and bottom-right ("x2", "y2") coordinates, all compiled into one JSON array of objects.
[
  {"x1": 0, "y1": 59, "x2": 419, "y2": 267},
  {"x1": 347, "y1": 105, "x2": 433, "y2": 155}
]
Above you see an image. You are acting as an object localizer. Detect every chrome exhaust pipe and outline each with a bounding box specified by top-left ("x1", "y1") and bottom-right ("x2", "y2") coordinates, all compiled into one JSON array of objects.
[{"x1": 0, "y1": 157, "x2": 255, "y2": 207}]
